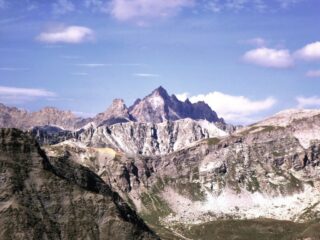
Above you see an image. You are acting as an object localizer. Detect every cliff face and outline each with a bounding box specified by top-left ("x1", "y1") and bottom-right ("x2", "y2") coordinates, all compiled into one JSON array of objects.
[
  {"x1": 0, "y1": 128, "x2": 158, "y2": 240},
  {"x1": 77, "y1": 118, "x2": 227, "y2": 155}
]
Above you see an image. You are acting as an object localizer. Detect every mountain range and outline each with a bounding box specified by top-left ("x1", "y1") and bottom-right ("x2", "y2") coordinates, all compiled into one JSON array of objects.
[
  {"x1": 0, "y1": 86, "x2": 224, "y2": 131},
  {"x1": 1, "y1": 87, "x2": 320, "y2": 239}
]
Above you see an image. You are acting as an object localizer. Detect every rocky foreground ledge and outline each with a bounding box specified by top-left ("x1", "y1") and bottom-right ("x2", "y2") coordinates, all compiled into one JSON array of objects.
[{"x1": 0, "y1": 128, "x2": 158, "y2": 240}]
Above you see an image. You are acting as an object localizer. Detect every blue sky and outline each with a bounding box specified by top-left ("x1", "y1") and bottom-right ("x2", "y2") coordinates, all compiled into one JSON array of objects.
[{"x1": 0, "y1": 0, "x2": 320, "y2": 123}]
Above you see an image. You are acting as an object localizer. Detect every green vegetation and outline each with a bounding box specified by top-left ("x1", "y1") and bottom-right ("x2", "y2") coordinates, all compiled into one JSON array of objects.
[
  {"x1": 207, "y1": 137, "x2": 221, "y2": 146},
  {"x1": 140, "y1": 177, "x2": 173, "y2": 225},
  {"x1": 175, "y1": 181, "x2": 206, "y2": 201},
  {"x1": 272, "y1": 151, "x2": 284, "y2": 157},
  {"x1": 167, "y1": 219, "x2": 320, "y2": 240}
]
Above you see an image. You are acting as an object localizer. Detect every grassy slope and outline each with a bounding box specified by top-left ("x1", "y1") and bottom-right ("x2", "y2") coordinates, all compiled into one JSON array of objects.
[{"x1": 146, "y1": 219, "x2": 320, "y2": 240}]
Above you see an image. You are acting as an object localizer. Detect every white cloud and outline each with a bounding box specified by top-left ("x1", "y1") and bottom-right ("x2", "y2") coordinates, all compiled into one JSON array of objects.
[
  {"x1": 37, "y1": 25, "x2": 94, "y2": 44},
  {"x1": 0, "y1": 86, "x2": 56, "y2": 103},
  {"x1": 306, "y1": 70, "x2": 320, "y2": 78},
  {"x1": 52, "y1": 0, "x2": 75, "y2": 15},
  {"x1": 176, "y1": 92, "x2": 189, "y2": 101},
  {"x1": 176, "y1": 91, "x2": 276, "y2": 124},
  {"x1": 109, "y1": 0, "x2": 194, "y2": 23},
  {"x1": 295, "y1": 41, "x2": 320, "y2": 61},
  {"x1": 297, "y1": 96, "x2": 320, "y2": 108},
  {"x1": 0, "y1": 86, "x2": 55, "y2": 97},
  {"x1": 243, "y1": 47, "x2": 294, "y2": 68},
  {"x1": 134, "y1": 73, "x2": 160, "y2": 78}
]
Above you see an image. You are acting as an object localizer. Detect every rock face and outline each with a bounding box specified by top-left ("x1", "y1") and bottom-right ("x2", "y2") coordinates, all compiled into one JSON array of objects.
[
  {"x1": 0, "y1": 128, "x2": 158, "y2": 240},
  {"x1": 45, "y1": 110, "x2": 320, "y2": 239},
  {"x1": 77, "y1": 118, "x2": 227, "y2": 155},
  {"x1": 129, "y1": 86, "x2": 224, "y2": 124},
  {"x1": 31, "y1": 125, "x2": 76, "y2": 145}
]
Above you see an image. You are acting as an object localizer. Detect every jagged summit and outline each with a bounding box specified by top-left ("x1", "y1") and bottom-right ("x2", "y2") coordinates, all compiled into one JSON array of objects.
[
  {"x1": 149, "y1": 86, "x2": 170, "y2": 98},
  {"x1": 129, "y1": 86, "x2": 224, "y2": 123}
]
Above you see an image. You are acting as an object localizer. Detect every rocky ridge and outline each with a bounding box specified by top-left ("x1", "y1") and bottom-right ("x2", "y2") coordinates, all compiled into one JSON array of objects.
[
  {"x1": 0, "y1": 103, "x2": 90, "y2": 130},
  {"x1": 0, "y1": 128, "x2": 158, "y2": 240},
  {"x1": 77, "y1": 118, "x2": 228, "y2": 155}
]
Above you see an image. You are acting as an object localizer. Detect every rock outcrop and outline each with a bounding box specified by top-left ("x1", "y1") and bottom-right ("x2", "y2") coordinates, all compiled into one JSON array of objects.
[
  {"x1": 0, "y1": 128, "x2": 158, "y2": 240},
  {"x1": 76, "y1": 118, "x2": 227, "y2": 155}
]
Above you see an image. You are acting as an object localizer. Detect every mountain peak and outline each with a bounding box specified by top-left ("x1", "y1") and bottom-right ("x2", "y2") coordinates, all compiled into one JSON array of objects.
[
  {"x1": 150, "y1": 86, "x2": 169, "y2": 99},
  {"x1": 109, "y1": 98, "x2": 126, "y2": 110},
  {"x1": 129, "y1": 87, "x2": 224, "y2": 124}
]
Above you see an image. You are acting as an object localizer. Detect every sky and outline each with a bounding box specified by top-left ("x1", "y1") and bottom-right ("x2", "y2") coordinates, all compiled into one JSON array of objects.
[{"x1": 0, "y1": 0, "x2": 320, "y2": 124}]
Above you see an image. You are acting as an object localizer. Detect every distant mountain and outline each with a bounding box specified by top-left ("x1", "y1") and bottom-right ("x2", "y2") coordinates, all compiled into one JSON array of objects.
[
  {"x1": 0, "y1": 103, "x2": 90, "y2": 130},
  {"x1": 128, "y1": 86, "x2": 224, "y2": 124},
  {"x1": 0, "y1": 86, "x2": 225, "y2": 130}
]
